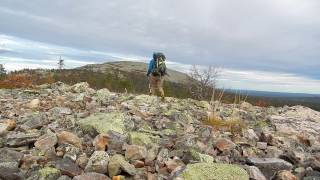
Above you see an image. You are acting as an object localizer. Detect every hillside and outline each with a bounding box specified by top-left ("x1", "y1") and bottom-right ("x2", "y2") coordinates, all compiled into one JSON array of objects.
[
  {"x1": 2, "y1": 61, "x2": 320, "y2": 111},
  {"x1": 79, "y1": 61, "x2": 189, "y2": 84},
  {"x1": 0, "y1": 82, "x2": 320, "y2": 179}
]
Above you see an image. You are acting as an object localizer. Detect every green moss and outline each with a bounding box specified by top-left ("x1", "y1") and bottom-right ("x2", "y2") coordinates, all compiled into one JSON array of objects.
[
  {"x1": 179, "y1": 163, "x2": 249, "y2": 180},
  {"x1": 129, "y1": 131, "x2": 160, "y2": 148},
  {"x1": 77, "y1": 112, "x2": 126, "y2": 134}
]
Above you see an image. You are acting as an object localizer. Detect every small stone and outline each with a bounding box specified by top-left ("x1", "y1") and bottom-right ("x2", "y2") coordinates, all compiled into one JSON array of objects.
[
  {"x1": 245, "y1": 166, "x2": 267, "y2": 180},
  {"x1": 20, "y1": 154, "x2": 47, "y2": 170},
  {"x1": 63, "y1": 145, "x2": 80, "y2": 162},
  {"x1": 147, "y1": 173, "x2": 157, "y2": 180},
  {"x1": 3, "y1": 119, "x2": 16, "y2": 131},
  {"x1": 266, "y1": 146, "x2": 283, "y2": 158},
  {"x1": 294, "y1": 167, "x2": 305, "y2": 179},
  {"x1": 0, "y1": 162, "x2": 24, "y2": 180},
  {"x1": 125, "y1": 145, "x2": 147, "y2": 161},
  {"x1": 0, "y1": 124, "x2": 8, "y2": 135},
  {"x1": 0, "y1": 148, "x2": 24, "y2": 163},
  {"x1": 85, "y1": 151, "x2": 109, "y2": 174},
  {"x1": 165, "y1": 159, "x2": 185, "y2": 173},
  {"x1": 112, "y1": 175, "x2": 125, "y2": 180},
  {"x1": 23, "y1": 115, "x2": 45, "y2": 130},
  {"x1": 73, "y1": 172, "x2": 111, "y2": 180},
  {"x1": 52, "y1": 107, "x2": 73, "y2": 115},
  {"x1": 246, "y1": 129, "x2": 259, "y2": 141},
  {"x1": 27, "y1": 99, "x2": 40, "y2": 109},
  {"x1": 55, "y1": 158, "x2": 82, "y2": 177},
  {"x1": 57, "y1": 131, "x2": 82, "y2": 148},
  {"x1": 57, "y1": 175, "x2": 72, "y2": 180},
  {"x1": 257, "y1": 142, "x2": 268, "y2": 150},
  {"x1": 6, "y1": 131, "x2": 41, "y2": 147},
  {"x1": 34, "y1": 129, "x2": 58, "y2": 151},
  {"x1": 247, "y1": 157, "x2": 293, "y2": 179},
  {"x1": 214, "y1": 138, "x2": 236, "y2": 152},
  {"x1": 93, "y1": 134, "x2": 109, "y2": 151},
  {"x1": 132, "y1": 160, "x2": 145, "y2": 168},
  {"x1": 76, "y1": 153, "x2": 89, "y2": 169},
  {"x1": 271, "y1": 170, "x2": 297, "y2": 180}
]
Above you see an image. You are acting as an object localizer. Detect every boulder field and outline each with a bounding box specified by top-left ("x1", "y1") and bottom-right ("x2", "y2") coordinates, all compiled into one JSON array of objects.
[{"x1": 0, "y1": 82, "x2": 319, "y2": 180}]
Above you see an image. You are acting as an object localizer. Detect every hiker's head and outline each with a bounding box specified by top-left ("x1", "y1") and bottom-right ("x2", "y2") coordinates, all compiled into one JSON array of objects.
[
  {"x1": 153, "y1": 52, "x2": 158, "y2": 61},
  {"x1": 153, "y1": 52, "x2": 166, "y2": 61}
]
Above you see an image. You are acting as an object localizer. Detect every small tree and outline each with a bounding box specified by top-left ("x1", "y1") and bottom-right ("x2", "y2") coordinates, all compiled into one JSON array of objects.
[
  {"x1": 0, "y1": 64, "x2": 6, "y2": 80},
  {"x1": 188, "y1": 65, "x2": 220, "y2": 100}
]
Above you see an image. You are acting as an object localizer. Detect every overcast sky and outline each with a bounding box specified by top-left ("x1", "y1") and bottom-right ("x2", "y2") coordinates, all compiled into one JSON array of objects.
[{"x1": 0, "y1": 0, "x2": 320, "y2": 94}]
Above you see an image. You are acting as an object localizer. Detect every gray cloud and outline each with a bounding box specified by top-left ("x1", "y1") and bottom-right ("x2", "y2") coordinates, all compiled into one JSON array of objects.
[{"x1": 0, "y1": 0, "x2": 320, "y2": 92}]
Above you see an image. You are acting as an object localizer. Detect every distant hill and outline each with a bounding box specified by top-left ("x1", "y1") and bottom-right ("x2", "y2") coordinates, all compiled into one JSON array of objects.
[
  {"x1": 78, "y1": 61, "x2": 189, "y2": 84},
  {"x1": 227, "y1": 89, "x2": 320, "y2": 98}
]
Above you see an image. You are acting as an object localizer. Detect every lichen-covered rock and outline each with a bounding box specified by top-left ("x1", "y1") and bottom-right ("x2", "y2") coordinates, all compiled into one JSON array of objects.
[
  {"x1": 71, "y1": 82, "x2": 94, "y2": 94},
  {"x1": 176, "y1": 163, "x2": 249, "y2": 180},
  {"x1": 38, "y1": 167, "x2": 61, "y2": 180},
  {"x1": 77, "y1": 113, "x2": 126, "y2": 134},
  {"x1": 189, "y1": 149, "x2": 214, "y2": 163},
  {"x1": 128, "y1": 131, "x2": 160, "y2": 148},
  {"x1": 85, "y1": 151, "x2": 109, "y2": 174},
  {"x1": 108, "y1": 154, "x2": 136, "y2": 177},
  {"x1": 95, "y1": 88, "x2": 112, "y2": 105}
]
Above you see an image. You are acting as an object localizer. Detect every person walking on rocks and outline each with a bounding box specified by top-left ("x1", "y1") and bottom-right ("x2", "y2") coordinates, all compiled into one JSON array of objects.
[{"x1": 147, "y1": 52, "x2": 167, "y2": 100}]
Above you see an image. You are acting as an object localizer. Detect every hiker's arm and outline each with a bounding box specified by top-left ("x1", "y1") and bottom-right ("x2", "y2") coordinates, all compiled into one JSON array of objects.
[{"x1": 146, "y1": 60, "x2": 153, "y2": 76}]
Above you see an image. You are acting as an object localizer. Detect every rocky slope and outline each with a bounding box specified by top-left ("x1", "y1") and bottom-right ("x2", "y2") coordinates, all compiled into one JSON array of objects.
[{"x1": 0, "y1": 82, "x2": 319, "y2": 180}]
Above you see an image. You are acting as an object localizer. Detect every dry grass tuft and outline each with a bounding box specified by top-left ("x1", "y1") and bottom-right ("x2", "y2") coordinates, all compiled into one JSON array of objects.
[
  {"x1": 202, "y1": 88, "x2": 247, "y2": 135},
  {"x1": 204, "y1": 113, "x2": 247, "y2": 135}
]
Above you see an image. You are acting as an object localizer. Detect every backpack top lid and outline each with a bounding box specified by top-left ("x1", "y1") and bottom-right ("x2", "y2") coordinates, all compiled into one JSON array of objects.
[{"x1": 153, "y1": 52, "x2": 166, "y2": 61}]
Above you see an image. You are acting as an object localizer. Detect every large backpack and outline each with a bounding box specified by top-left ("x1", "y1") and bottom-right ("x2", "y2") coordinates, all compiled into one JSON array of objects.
[{"x1": 152, "y1": 52, "x2": 166, "y2": 76}]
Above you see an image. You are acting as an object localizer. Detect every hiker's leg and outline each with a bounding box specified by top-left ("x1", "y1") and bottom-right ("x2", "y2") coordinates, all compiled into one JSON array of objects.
[
  {"x1": 149, "y1": 75, "x2": 157, "y2": 95},
  {"x1": 159, "y1": 77, "x2": 165, "y2": 99}
]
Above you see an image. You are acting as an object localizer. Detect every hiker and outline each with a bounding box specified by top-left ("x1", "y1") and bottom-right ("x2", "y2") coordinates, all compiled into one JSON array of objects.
[{"x1": 147, "y1": 52, "x2": 167, "y2": 100}]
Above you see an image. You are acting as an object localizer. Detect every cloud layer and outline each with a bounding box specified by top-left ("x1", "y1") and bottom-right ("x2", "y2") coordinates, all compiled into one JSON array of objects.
[{"x1": 0, "y1": 0, "x2": 320, "y2": 93}]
